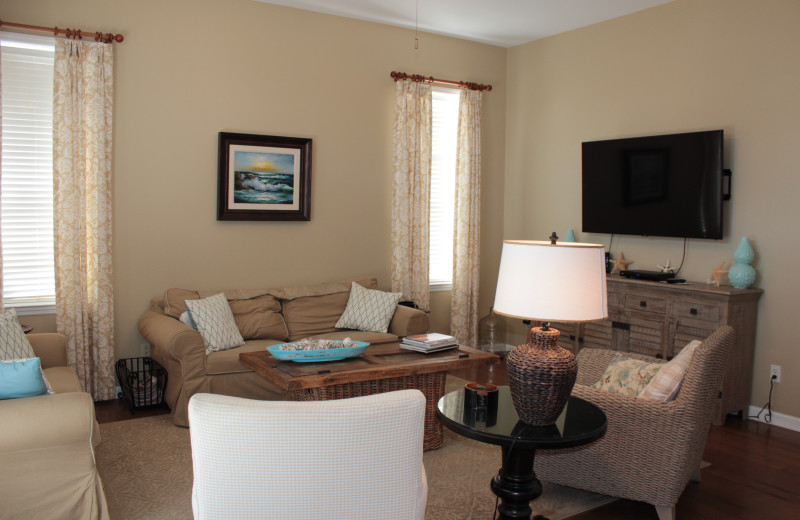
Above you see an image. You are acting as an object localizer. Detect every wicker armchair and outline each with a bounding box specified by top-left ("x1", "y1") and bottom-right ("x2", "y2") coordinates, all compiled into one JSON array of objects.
[{"x1": 534, "y1": 326, "x2": 735, "y2": 520}]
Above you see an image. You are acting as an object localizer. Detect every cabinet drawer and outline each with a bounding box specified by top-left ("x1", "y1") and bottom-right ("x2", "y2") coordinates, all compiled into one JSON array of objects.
[
  {"x1": 673, "y1": 301, "x2": 721, "y2": 323},
  {"x1": 622, "y1": 293, "x2": 667, "y2": 314}
]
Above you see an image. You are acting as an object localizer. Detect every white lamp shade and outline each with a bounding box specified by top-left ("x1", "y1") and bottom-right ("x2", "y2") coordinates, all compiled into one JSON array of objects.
[{"x1": 493, "y1": 240, "x2": 608, "y2": 322}]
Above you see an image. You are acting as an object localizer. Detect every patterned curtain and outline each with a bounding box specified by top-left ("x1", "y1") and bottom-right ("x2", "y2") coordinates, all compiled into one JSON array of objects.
[
  {"x1": 391, "y1": 79, "x2": 432, "y2": 310},
  {"x1": 53, "y1": 39, "x2": 115, "y2": 400},
  {"x1": 450, "y1": 88, "x2": 483, "y2": 345},
  {"x1": 0, "y1": 50, "x2": 3, "y2": 313}
]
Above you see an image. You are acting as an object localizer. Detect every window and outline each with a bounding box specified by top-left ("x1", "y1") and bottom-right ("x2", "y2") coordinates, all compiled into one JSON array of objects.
[
  {"x1": 0, "y1": 32, "x2": 56, "y2": 315},
  {"x1": 429, "y1": 87, "x2": 459, "y2": 290}
]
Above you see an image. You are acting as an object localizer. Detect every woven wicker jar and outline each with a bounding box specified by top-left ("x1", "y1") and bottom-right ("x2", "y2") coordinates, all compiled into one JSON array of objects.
[{"x1": 506, "y1": 326, "x2": 578, "y2": 426}]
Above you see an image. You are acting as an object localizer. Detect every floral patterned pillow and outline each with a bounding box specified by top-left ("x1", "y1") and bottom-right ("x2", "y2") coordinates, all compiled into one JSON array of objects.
[{"x1": 593, "y1": 354, "x2": 663, "y2": 397}]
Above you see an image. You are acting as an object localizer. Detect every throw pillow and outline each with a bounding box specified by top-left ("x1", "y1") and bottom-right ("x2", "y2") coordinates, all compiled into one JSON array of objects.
[
  {"x1": 185, "y1": 293, "x2": 245, "y2": 354},
  {"x1": 0, "y1": 309, "x2": 36, "y2": 360},
  {"x1": 335, "y1": 282, "x2": 402, "y2": 334},
  {"x1": 179, "y1": 311, "x2": 197, "y2": 330},
  {"x1": 0, "y1": 358, "x2": 49, "y2": 399},
  {"x1": 593, "y1": 354, "x2": 663, "y2": 397},
  {"x1": 639, "y1": 340, "x2": 701, "y2": 402}
]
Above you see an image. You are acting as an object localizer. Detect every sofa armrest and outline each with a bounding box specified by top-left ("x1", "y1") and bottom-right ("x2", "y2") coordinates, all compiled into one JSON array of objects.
[
  {"x1": 139, "y1": 309, "x2": 209, "y2": 426},
  {"x1": 388, "y1": 305, "x2": 430, "y2": 337},
  {"x1": 139, "y1": 309, "x2": 207, "y2": 361},
  {"x1": 0, "y1": 392, "x2": 96, "y2": 451},
  {"x1": 28, "y1": 333, "x2": 68, "y2": 369}
]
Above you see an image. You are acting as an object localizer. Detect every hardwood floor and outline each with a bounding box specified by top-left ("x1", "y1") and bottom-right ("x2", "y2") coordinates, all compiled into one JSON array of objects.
[
  {"x1": 94, "y1": 398, "x2": 169, "y2": 424},
  {"x1": 96, "y1": 359, "x2": 800, "y2": 519}
]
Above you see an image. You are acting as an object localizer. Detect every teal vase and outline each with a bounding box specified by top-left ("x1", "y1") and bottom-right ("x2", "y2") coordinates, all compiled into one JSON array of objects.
[
  {"x1": 563, "y1": 229, "x2": 577, "y2": 242},
  {"x1": 728, "y1": 237, "x2": 756, "y2": 289}
]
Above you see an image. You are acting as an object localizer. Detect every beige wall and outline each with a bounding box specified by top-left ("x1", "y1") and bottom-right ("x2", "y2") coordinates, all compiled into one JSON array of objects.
[
  {"x1": 505, "y1": 0, "x2": 800, "y2": 417},
  {"x1": 1, "y1": 0, "x2": 506, "y2": 355}
]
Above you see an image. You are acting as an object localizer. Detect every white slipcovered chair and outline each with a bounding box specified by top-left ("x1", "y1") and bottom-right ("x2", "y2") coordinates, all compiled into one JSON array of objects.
[{"x1": 188, "y1": 390, "x2": 428, "y2": 520}]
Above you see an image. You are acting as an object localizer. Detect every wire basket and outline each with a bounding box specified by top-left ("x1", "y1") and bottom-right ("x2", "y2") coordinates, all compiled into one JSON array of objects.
[{"x1": 115, "y1": 357, "x2": 167, "y2": 412}]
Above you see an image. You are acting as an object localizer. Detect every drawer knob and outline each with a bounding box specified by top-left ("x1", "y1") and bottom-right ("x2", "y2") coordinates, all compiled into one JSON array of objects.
[
  {"x1": 640, "y1": 301, "x2": 647, "y2": 308},
  {"x1": 690, "y1": 308, "x2": 698, "y2": 315}
]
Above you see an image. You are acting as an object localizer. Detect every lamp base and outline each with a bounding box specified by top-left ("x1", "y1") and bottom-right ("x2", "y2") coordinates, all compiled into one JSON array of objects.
[{"x1": 506, "y1": 326, "x2": 578, "y2": 426}]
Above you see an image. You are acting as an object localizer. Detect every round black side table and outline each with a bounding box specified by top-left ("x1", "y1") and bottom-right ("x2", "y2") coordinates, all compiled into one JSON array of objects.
[{"x1": 437, "y1": 386, "x2": 607, "y2": 520}]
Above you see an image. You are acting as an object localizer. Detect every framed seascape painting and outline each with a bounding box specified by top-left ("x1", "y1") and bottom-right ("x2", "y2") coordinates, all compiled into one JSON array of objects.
[{"x1": 217, "y1": 132, "x2": 312, "y2": 221}]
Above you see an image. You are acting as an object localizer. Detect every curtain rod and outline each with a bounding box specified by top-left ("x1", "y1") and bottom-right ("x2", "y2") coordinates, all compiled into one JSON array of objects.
[
  {"x1": 0, "y1": 19, "x2": 124, "y2": 43},
  {"x1": 390, "y1": 71, "x2": 491, "y2": 92}
]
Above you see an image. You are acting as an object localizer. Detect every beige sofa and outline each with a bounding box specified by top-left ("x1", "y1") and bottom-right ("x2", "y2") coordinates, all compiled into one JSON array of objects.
[
  {"x1": 138, "y1": 276, "x2": 430, "y2": 426},
  {"x1": 0, "y1": 333, "x2": 109, "y2": 520}
]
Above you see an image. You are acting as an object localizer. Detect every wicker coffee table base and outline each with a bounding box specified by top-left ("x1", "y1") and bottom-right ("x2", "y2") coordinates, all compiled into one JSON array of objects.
[{"x1": 284, "y1": 372, "x2": 447, "y2": 451}]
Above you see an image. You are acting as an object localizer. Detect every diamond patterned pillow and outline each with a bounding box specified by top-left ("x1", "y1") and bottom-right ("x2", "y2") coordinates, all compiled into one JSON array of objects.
[
  {"x1": 335, "y1": 282, "x2": 402, "y2": 333},
  {"x1": 0, "y1": 309, "x2": 35, "y2": 361},
  {"x1": 185, "y1": 293, "x2": 245, "y2": 354}
]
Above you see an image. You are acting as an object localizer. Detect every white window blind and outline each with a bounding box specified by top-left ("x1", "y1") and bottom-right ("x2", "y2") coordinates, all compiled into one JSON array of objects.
[
  {"x1": 0, "y1": 32, "x2": 56, "y2": 315},
  {"x1": 429, "y1": 87, "x2": 459, "y2": 289}
]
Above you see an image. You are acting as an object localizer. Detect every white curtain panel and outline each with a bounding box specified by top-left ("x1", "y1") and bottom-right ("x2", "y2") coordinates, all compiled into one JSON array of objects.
[
  {"x1": 391, "y1": 79, "x2": 432, "y2": 310},
  {"x1": 450, "y1": 88, "x2": 483, "y2": 346},
  {"x1": 53, "y1": 39, "x2": 115, "y2": 400}
]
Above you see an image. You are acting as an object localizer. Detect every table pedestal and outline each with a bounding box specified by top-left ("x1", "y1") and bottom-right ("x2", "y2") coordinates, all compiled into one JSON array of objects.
[{"x1": 490, "y1": 447, "x2": 547, "y2": 520}]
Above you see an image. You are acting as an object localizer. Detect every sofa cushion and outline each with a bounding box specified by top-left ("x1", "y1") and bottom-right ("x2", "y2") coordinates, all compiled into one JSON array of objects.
[
  {"x1": 335, "y1": 282, "x2": 402, "y2": 333},
  {"x1": 593, "y1": 354, "x2": 663, "y2": 397},
  {"x1": 280, "y1": 277, "x2": 380, "y2": 341},
  {"x1": 0, "y1": 358, "x2": 49, "y2": 399},
  {"x1": 185, "y1": 293, "x2": 245, "y2": 354},
  {"x1": 639, "y1": 340, "x2": 701, "y2": 401},
  {"x1": 0, "y1": 309, "x2": 35, "y2": 360},
  {"x1": 164, "y1": 288, "x2": 200, "y2": 319},
  {"x1": 227, "y1": 295, "x2": 289, "y2": 341},
  {"x1": 282, "y1": 292, "x2": 350, "y2": 341},
  {"x1": 206, "y1": 339, "x2": 283, "y2": 376}
]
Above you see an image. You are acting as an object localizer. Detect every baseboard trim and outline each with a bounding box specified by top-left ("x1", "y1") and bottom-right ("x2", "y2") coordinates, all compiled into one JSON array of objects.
[{"x1": 747, "y1": 405, "x2": 800, "y2": 432}]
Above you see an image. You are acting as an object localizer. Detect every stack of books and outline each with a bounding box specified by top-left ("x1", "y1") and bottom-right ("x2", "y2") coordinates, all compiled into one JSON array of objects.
[{"x1": 400, "y1": 333, "x2": 459, "y2": 353}]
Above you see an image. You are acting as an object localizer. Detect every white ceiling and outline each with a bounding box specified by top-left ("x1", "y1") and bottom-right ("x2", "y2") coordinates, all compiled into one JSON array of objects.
[{"x1": 254, "y1": 0, "x2": 673, "y2": 47}]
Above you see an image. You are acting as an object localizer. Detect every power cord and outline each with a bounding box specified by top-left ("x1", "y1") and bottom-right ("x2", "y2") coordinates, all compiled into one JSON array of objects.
[
  {"x1": 673, "y1": 238, "x2": 688, "y2": 276},
  {"x1": 749, "y1": 374, "x2": 777, "y2": 423}
]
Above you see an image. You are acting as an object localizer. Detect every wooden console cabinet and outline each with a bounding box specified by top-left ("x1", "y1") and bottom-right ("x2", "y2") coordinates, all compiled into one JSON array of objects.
[{"x1": 554, "y1": 277, "x2": 762, "y2": 425}]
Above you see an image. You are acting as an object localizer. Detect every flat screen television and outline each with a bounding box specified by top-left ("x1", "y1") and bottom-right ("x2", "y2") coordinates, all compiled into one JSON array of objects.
[{"x1": 582, "y1": 130, "x2": 725, "y2": 239}]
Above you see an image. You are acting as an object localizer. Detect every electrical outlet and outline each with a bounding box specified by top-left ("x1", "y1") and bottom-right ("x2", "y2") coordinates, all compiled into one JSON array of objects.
[
  {"x1": 770, "y1": 364, "x2": 781, "y2": 383},
  {"x1": 140, "y1": 343, "x2": 151, "y2": 358}
]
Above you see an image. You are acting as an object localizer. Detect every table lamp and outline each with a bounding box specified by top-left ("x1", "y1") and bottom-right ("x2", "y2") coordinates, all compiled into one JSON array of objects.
[{"x1": 493, "y1": 235, "x2": 608, "y2": 425}]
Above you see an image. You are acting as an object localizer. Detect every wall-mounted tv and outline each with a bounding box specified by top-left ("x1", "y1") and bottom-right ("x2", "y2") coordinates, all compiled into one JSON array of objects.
[{"x1": 582, "y1": 130, "x2": 725, "y2": 240}]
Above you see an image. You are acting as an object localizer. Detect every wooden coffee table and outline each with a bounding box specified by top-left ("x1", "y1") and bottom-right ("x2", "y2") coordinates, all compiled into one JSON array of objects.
[{"x1": 239, "y1": 342, "x2": 497, "y2": 450}]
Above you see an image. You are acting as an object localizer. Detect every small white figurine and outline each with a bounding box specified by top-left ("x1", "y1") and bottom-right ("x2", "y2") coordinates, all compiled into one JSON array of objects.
[{"x1": 657, "y1": 259, "x2": 675, "y2": 273}]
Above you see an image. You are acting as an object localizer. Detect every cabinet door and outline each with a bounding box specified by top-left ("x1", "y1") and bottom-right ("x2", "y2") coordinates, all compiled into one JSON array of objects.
[
  {"x1": 550, "y1": 321, "x2": 580, "y2": 353},
  {"x1": 581, "y1": 319, "x2": 613, "y2": 350},
  {"x1": 620, "y1": 316, "x2": 667, "y2": 358}
]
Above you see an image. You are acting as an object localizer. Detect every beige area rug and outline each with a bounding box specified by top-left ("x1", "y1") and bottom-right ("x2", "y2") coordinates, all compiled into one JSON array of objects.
[{"x1": 96, "y1": 379, "x2": 617, "y2": 520}]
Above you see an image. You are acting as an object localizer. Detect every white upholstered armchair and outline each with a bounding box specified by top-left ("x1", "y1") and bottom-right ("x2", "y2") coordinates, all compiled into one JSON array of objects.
[{"x1": 188, "y1": 390, "x2": 428, "y2": 520}]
